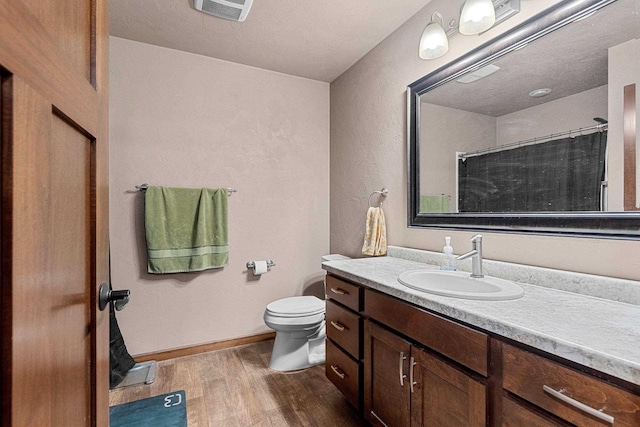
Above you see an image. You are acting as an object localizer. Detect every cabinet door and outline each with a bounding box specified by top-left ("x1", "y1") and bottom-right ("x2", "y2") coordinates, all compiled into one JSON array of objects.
[
  {"x1": 411, "y1": 348, "x2": 486, "y2": 427},
  {"x1": 364, "y1": 320, "x2": 412, "y2": 427}
]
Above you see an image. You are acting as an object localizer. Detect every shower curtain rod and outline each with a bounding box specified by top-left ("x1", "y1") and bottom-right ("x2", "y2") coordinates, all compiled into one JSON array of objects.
[{"x1": 458, "y1": 122, "x2": 608, "y2": 160}]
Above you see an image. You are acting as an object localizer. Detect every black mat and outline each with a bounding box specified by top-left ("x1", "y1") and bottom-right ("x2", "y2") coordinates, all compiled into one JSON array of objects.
[{"x1": 110, "y1": 390, "x2": 187, "y2": 427}]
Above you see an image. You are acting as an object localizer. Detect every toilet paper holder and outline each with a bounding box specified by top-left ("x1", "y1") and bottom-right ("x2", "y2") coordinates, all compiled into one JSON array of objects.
[{"x1": 246, "y1": 259, "x2": 276, "y2": 269}]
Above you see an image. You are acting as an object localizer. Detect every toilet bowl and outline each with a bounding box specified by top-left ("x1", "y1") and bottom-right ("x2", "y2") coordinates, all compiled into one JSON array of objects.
[{"x1": 264, "y1": 296, "x2": 326, "y2": 371}]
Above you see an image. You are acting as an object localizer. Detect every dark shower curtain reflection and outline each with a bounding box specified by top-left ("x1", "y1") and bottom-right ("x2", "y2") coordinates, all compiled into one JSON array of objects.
[{"x1": 458, "y1": 131, "x2": 607, "y2": 212}]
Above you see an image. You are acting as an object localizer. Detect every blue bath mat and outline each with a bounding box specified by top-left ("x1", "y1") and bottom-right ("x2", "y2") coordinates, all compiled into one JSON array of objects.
[{"x1": 110, "y1": 390, "x2": 187, "y2": 427}]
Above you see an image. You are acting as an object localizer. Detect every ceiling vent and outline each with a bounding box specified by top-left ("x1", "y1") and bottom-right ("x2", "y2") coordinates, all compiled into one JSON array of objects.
[{"x1": 193, "y1": 0, "x2": 254, "y2": 22}]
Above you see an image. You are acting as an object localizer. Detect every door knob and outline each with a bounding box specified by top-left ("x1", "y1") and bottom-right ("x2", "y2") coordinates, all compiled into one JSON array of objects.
[{"x1": 98, "y1": 282, "x2": 130, "y2": 311}]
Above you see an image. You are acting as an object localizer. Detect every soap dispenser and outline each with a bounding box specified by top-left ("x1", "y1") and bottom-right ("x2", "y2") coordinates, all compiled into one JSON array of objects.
[{"x1": 440, "y1": 236, "x2": 456, "y2": 271}]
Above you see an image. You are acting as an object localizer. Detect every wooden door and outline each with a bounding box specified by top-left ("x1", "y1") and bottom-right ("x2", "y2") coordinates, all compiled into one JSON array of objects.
[
  {"x1": 364, "y1": 320, "x2": 412, "y2": 427},
  {"x1": 0, "y1": 1, "x2": 110, "y2": 426},
  {"x1": 411, "y1": 348, "x2": 486, "y2": 427}
]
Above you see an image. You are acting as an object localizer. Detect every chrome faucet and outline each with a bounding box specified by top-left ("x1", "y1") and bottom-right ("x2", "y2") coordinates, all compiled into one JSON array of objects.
[{"x1": 457, "y1": 234, "x2": 484, "y2": 278}]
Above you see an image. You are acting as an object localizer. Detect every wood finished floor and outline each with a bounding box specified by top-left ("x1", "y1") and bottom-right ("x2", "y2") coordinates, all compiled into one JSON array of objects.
[{"x1": 109, "y1": 340, "x2": 366, "y2": 426}]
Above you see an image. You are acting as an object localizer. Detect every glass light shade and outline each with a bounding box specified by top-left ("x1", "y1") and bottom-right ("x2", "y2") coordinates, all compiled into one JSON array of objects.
[
  {"x1": 459, "y1": 0, "x2": 496, "y2": 35},
  {"x1": 419, "y1": 22, "x2": 449, "y2": 60}
]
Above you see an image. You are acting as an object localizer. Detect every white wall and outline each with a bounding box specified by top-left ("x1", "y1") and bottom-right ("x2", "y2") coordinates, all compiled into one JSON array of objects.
[
  {"x1": 109, "y1": 37, "x2": 330, "y2": 355},
  {"x1": 420, "y1": 103, "x2": 496, "y2": 201},
  {"x1": 608, "y1": 39, "x2": 640, "y2": 210},
  {"x1": 496, "y1": 85, "x2": 608, "y2": 146},
  {"x1": 330, "y1": 0, "x2": 640, "y2": 280}
]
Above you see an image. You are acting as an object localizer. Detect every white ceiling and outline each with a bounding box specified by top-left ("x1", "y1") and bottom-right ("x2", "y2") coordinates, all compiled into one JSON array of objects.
[
  {"x1": 420, "y1": 0, "x2": 640, "y2": 117},
  {"x1": 109, "y1": 0, "x2": 433, "y2": 82}
]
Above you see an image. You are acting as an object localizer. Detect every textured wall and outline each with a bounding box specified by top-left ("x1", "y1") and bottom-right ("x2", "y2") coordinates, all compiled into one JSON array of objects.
[
  {"x1": 330, "y1": 0, "x2": 640, "y2": 280},
  {"x1": 608, "y1": 39, "x2": 640, "y2": 210},
  {"x1": 110, "y1": 37, "x2": 329, "y2": 355},
  {"x1": 496, "y1": 85, "x2": 608, "y2": 146},
  {"x1": 420, "y1": 103, "x2": 496, "y2": 201}
]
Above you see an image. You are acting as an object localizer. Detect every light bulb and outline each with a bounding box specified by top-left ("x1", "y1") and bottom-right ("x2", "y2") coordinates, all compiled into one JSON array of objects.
[
  {"x1": 459, "y1": 0, "x2": 496, "y2": 35},
  {"x1": 419, "y1": 22, "x2": 449, "y2": 60}
]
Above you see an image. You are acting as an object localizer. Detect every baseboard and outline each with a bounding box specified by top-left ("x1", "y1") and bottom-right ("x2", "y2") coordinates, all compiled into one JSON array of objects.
[{"x1": 133, "y1": 332, "x2": 276, "y2": 362}]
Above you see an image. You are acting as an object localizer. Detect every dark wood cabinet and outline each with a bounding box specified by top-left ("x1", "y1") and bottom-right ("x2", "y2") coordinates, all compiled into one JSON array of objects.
[
  {"x1": 325, "y1": 275, "x2": 364, "y2": 410},
  {"x1": 502, "y1": 395, "x2": 568, "y2": 427},
  {"x1": 326, "y1": 339, "x2": 361, "y2": 408},
  {"x1": 411, "y1": 347, "x2": 486, "y2": 427},
  {"x1": 324, "y1": 273, "x2": 640, "y2": 427},
  {"x1": 363, "y1": 318, "x2": 486, "y2": 427},
  {"x1": 363, "y1": 321, "x2": 412, "y2": 426},
  {"x1": 365, "y1": 288, "x2": 488, "y2": 376},
  {"x1": 326, "y1": 275, "x2": 363, "y2": 312},
  {"x1": 503, "y1": 344, "x2": 640, "y2": 426},
  {"x1": 326, "y1": 299, "x2": 361, "y2": 359}
]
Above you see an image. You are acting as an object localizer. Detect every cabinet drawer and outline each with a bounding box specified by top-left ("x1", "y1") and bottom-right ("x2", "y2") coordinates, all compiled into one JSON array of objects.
[
  {"x1": 503, "y1": 395, "x2": 567, "y2": 427},
  {"x1": 326, "y1": 339, "x2": 361, "y2": 409},
  {"x1": 503, "y1": 344, "x2": 640, "y2": 426},
  {"x1": 365, "y1": 289, "x2": 488, "y2": 376},
  {"x1": 326, "y1": 299, "x2": 361, "y2": 359},
  {"x1": 326, "y1": 275, "x2": 363, "y2": 312}
]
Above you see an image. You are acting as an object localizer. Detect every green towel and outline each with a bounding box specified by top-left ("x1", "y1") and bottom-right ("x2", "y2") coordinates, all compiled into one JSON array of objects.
[
  {"x1": 145, "y1": 186, "x2": 229, "y2": 274},
  {"x1": 420, "y1": 195, "x2": 450, "y2": 213}
]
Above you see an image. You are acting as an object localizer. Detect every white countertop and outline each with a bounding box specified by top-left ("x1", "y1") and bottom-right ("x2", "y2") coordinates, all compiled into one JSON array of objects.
[{"x1": 322, "y1": 254, "x2": 640, "y2": 386}]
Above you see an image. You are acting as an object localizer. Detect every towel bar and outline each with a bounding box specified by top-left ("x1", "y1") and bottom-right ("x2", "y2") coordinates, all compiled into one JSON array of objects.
[
  {"x1": 135, "y1": 183, "x2": 236, "y2": 196},
  {"x1": 368, "y1": 188, "x2": 389, "y2": 208}
]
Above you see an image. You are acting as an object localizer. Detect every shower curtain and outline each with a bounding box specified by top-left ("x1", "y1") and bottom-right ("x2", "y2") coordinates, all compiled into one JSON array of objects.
[{"x1": 458, "y1": 131, "x2": 607, "y2": 212}]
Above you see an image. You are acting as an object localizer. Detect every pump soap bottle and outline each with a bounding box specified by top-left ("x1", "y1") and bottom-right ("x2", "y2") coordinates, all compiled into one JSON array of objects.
[{"x1": 440, "y1": 236, "x2": 456, "y2": 271}]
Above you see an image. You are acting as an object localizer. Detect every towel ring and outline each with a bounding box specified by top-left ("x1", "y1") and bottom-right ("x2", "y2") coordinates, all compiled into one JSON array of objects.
[{"x1": 368, "y1": 188, "x2": 389, "y2": 208}]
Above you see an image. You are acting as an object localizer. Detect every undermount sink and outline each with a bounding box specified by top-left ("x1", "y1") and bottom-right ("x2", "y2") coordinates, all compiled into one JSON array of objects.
[{"x1": 397, "y1": 270, "x2": 524, "y2": 301}]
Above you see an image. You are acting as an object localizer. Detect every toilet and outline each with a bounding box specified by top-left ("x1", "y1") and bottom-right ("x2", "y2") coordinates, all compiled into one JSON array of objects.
[
  {"x1": 264, "y1": 296, "x2": 326, "y2": 371},
  {"x1": 264, "y1": 254, "x2": 350, "y2": 371}
]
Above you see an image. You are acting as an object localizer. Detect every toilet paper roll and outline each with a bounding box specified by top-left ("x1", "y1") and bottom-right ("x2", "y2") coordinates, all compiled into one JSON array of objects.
[{"x1": 252, "y1": 260, "x2": 268, "y2": 275}]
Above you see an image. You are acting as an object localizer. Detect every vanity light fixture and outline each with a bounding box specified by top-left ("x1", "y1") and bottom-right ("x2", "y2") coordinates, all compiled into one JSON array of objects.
[
  {"x1": 459, "y1": 0, "x2": 496, "y2": 35},
  {"x1": 419, "y1": 0, "x2": 520, "y2": 60},
  {"x1": 419, "y1": 12, "x2": 450, "y2": 60}
]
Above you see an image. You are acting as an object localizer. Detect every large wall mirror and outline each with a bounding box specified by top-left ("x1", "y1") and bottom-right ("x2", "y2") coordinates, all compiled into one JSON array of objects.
[{"x1": 408, "y1": 0, "x2": 640, "y2": 238}]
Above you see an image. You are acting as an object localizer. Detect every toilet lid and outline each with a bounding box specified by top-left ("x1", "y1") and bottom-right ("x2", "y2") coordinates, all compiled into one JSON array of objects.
[{"x1": 266, "y1": 296, "x2": 325, "y2": 317}]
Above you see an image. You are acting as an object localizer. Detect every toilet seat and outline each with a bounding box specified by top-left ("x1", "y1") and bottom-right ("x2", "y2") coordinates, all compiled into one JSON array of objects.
[{"x1": 265, "y1": 296, "x2": 324, "y2": 318}]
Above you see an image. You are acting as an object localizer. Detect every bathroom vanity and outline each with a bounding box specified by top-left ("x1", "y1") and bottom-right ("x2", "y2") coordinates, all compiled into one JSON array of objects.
[{"x1": 323, "y1": 248, "x2": 640, "y2": 426}]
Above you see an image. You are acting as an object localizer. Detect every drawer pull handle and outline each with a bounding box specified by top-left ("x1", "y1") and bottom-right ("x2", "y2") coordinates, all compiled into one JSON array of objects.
[
  {"x1": 399, "y1": 352, "x2": 407, "y2": 386},
  {"x1": 409, "y1": 356, "x2": 417, "y2": 393},
  {"x1": 330, "y1": 287, "x2": 348, "y2": 295},
  {"x1": 330, "y1": 321, "x2": 346, "y2": 331},
  {"x1": 370, "y1": 411, "x2": 390, "y2": 427},
  {"x1": 330, "y1": 365, "x2": 345, "y2": 379},
  {"x1": 543, "y1": 385, "x2": 614, "y2": 424}
]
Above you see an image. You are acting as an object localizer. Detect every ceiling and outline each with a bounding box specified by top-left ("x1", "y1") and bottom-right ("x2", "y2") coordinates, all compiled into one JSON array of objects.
[
  {"x1": 420, "y1": 0, "x2": 640, "y2": 117},
  {"x1": 109, "y1": 0, "x2": 433, "y2": 82}
]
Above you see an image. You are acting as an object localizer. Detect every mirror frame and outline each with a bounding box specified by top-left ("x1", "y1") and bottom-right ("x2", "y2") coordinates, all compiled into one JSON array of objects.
[{"x1": 407, "y1": 0, "x2": 640, "y2": 239}]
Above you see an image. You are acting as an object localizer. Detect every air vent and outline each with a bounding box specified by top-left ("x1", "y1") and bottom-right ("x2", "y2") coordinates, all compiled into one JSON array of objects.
[
  {"x1": 456, "y1": 64, "x2": 501, "y2": 84},
  {"x1": 193, "y1": 0, "x2": 254, "y2": 22}
]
